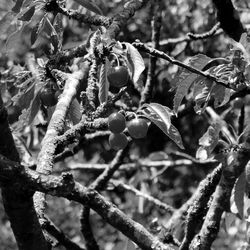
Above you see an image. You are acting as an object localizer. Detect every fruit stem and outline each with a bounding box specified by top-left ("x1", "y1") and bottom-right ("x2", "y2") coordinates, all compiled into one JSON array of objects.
[{"x1": 111, "y1": 52, "x2": 120, "y2": 67}]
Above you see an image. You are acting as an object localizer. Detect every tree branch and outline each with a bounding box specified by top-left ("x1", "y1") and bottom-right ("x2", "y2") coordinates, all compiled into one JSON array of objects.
[
  {"x1": 190, "y1": 150, "x2": 249, "y2": 249},
  {"x1": 0, "y1": 157, "x2": 175, "y2": 250},
  {"x1": 0, "y1": 95, "x2": 48, "y2": 250}
]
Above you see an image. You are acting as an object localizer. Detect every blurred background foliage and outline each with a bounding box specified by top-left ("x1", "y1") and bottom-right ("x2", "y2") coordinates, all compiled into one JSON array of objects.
[{"x1": 0, "y1": 0, "x2": 250, "y2": 249}]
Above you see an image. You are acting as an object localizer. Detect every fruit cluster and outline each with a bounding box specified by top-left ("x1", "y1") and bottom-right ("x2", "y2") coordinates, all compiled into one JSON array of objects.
[{"x1": 108, "y1": 112, "x2": 148, "y2": 150}]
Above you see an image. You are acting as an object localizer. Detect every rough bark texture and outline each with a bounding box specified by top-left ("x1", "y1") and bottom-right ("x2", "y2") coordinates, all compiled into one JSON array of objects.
[
  {"x1": 0, "y1": 158, "x2": 175, "y2": 250},
  {"x1": 190, "y1": 150, "x2": 249, "y2": 250},
  {"x1": 0, "y1": 96, "x2": 48, "y2": 250}
]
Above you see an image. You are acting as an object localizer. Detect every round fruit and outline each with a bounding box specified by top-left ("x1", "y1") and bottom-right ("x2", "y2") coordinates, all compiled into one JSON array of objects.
[
  {"x1": 232, "y1": 98, "x2": 244, "y2": 109},
  {"x1": 127, "y1": 118, "x2": 148, "y2": 139},
  {"x1": 55, "y1": 90, "x2": 62, "y2": 100},
  {"x1": 107, "y1": 66, "x2": 129, "y2": 87},
  {"x1": 7, "y1": 105, "x2": 22, "y2": 124},
  {"x1": 108, "y1": 112, "x2": 126, "y2": 133},
  {"x1": 40, "y1": 87, "x2": 57, "y2": 107},
  {"x1": 109, "y1": 133, "x2": 128, "y2": 150}
]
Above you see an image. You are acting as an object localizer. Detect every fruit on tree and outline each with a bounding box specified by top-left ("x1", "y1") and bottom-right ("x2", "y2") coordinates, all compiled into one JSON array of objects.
[
  {"x1": 109, "y1": 133, "x2": 128, "y2": 150},
  {"x1": 232, "y1": 98, "x2": 244, "y2": 109},
  {"x1": 40, "y1": 86, "x2": 57, "y2": 107},
  {"x1": 7, "y1": 105, "x2": 22, "y2": 124},
  {"x1": 55, "y1": 90, "x2": 62, "y2": 100},
  {"x1": 108, "y1": 112, "x2": 126, "y2": 133},
  {"x1": 107, "y1": 66, "x2": 129, "y2": 87},
  {"x1": 127, "y1": 118, "x2": 148, "y2": 139}
]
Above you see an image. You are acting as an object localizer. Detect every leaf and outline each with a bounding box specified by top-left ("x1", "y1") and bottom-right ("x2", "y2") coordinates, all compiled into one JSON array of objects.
[
  {"x1": 167, "y1": 124, "x2": 185, "y2": 149},
  {"x1": 15, "y1": 76, "x2": 44, "y2": 129},
  {"x1": 30, "y1": 17, "x2": 45, "y2": 45},
  {"x1": 141, "y1": 103, "x2": 172, "y2": 130},
  {"x1": 212, "y1": 84, "x2": 231, "y2": 108},
  {"x1": 12, "y1": 78, "x2": 35, "y2": 109},
  {"x1": 193, "y1": 77, "x2": 215, "y2": 114},
  {"x1": 43, "y1": 17, "x2": 59, "y2": 53},
  {"x1": 98, "y1": 58, "x2": 109, "y2": 103},
  {"x1": 69, "y1": 98, "x2": 82, "y2": 125},
  {"x1": 72, "y1": 0, "x2": 103, "y2": 15},
  {"x1": 53, "y1": 13, "x2": 63, "y2": 50},
  {"x1": 234, "y1": 171, "x2": 246, "y2": 219},
  {"x1": 173, "y1": 54, "x2": 211, "y2": 115},
  {"x1": 196, "y1": 122, "x2": 221, "y2": 160},
  {"x1": 0, "y1": 12, "x2": 14, "y2": 35},
  {"x1": 224, "y1": 212, "x2": 236, "y2": 233},
  {"x1": 5, "y1": 23, "x2": 26, "y2": 52},
  {"x1": 18, "y1": 6, "x2": 35, "y2": 21},
  {"x1": 140, "y1": 103, "x2": 184, "y2": 149},
  {"x1": 28, "y1": 89, "x2": 41, "y2": 124},
  {"x1": 11, "y1": 0, "x2": 24, "y2": 13},
  {"x1": 124, "y1": 238, "x2": 136, "y2": 250},
  {"x1": 123, "y1": 42, "x2": 145, "y2": 84},
  {"x1": 22, "y1": 0, "x2": 33, "y2": 8}
]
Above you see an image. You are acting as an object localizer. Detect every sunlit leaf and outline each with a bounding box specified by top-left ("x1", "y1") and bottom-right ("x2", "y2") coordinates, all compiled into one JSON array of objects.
[
  {"x1": 173, "y1": 54, "x2": 211, "y2": 115},
  {"x1": 196, "y1": 122, "x2": 221, "y2": 160},
  {"x1": 140, "y1": 103, "x2": 184, "y2": 149},
  {"x1": 141, "y1": 103, "x2": 172, "y2": 130},
  {"x1": 69, "y1": 98, "x2": 82, "y2": 125},
  {"x1": 123, "y1": 42, "x2": 145, "y2": 84},
  {"x1": 98, "y1": 58, "x2": 110, "y2": 104}
]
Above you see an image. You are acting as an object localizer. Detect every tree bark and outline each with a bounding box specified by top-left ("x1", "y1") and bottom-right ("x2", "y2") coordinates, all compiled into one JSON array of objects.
[{"x1": 0, "y1": 96, "x2": 48, "y2": 250}]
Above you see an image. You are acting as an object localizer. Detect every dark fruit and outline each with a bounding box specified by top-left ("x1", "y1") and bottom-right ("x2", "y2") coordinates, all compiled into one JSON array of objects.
[
  {"x1": 108, "y1": 112, "x2": 126, "y2": 133},
  {"x1": 127, "y1": 118, "x2": 148, "y2": 139},
  {"x1": 40, "y1": 87, "x2": 57, "y2": 107},
  {"x1": 232, "y1": 98, "x2": 244, "y2": 109},
  {"x1": 55, "y1": 90, "x2": 62, "y2": 100},
  {"x1": 7, "y1": 105, "x2": 22, "y2": 124},
  {"x1": 109, "y1": 133, "x2": 128, "y2": 150},
  {"x1": 107, "y1": 66, "x2": 129, "y2": 87}
]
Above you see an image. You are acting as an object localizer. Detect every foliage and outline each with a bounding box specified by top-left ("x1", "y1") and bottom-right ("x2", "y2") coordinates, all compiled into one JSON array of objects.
[{"x1": 0, "y1": 0, "x2": 250, "y2": 250}]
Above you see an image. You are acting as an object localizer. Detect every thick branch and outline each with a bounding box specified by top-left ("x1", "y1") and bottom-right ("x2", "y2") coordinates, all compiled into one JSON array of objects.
[
  {"x1": 179, "y1": 165, "x2": 222, "y2": 249},
  {"x1": 34, "y1": 70, "x2": 84, "y2": 218},
  {"x1": 190, "y1": 150, "x2": 249, "y2": 249},
  {"x1": 0, "y1": 158, "x2": 174, "y2": 250},
  {"x1": 0, "y1": 95, "x2": 48, "y2": 250}
]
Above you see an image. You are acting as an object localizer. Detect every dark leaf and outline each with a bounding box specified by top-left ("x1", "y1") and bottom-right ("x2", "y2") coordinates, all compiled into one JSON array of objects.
[
  {"x1": 173, "y1": 54, "x2": 211, "y2": 115},
  {"x1": 18, "y1": 6, "x2": 36, "y2": 21},
  {"x1": 72, "y1": 0, "x2": 103, "y2": 15},
  {"x1": 233, "y1": 171, "x2": 246, "y2": 219},
  {"x1": 11, "y1": 0, "x2": 24, "y2": 13}
]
